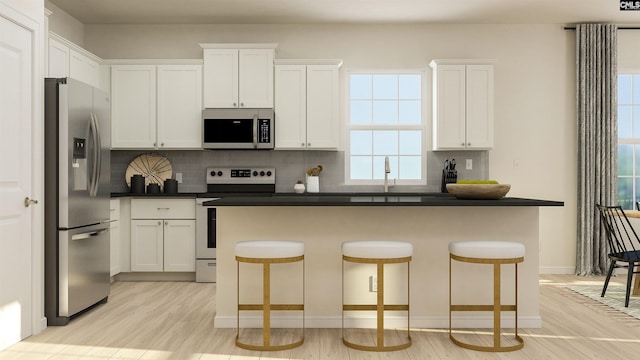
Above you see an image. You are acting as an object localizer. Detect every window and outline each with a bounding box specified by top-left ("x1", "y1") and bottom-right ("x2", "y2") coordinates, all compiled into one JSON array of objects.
[
  {"x1": 618, "y1": 73, "x2": 640, "y2": 209},
  {"x1": 347, "y1": 72, "x2": 424, "y2": 183}
]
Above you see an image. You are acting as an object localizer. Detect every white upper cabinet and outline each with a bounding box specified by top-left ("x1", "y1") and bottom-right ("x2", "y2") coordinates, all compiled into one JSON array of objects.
[
  {"x1": 157, "y1": 65, "x2": 203, "y2": 148},
  {"x1": 274, "y1": 60, "x2": 341, "y2": 150},
  {"x1": 201, "y1": 44, "x2": 277, "y2": 109},
  {"x1": 111, "y1": 65, "x2": 157, "y2": 149},
  {"x1": 110, "y1": 63, "x2": 203, "y2": 149},
  {"x1": 48, "y1": 32, "x2": 104, "y2": 90},
  {"x1": 430, "y1": 60, "x2": 494, "y2": 150}
]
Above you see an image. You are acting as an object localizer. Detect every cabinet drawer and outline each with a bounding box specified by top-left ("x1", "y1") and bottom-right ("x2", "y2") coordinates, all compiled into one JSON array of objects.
[
  {"x1": 131, "y1": 199, "x2": 195, "y2": 219},
  {"x1": 110, "y1": 199, "x2": 120, "y2": 221}
]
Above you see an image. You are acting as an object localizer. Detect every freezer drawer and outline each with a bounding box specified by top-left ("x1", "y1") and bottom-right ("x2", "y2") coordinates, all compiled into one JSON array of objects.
[{"x1": 58, "y1": 225, "x2": 110, "y2": 318}]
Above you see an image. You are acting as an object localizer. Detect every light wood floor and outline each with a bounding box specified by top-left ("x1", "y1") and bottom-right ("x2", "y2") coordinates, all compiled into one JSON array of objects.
[{"x1": 2, "y1": 275, "x2": 640, "y2": 359}]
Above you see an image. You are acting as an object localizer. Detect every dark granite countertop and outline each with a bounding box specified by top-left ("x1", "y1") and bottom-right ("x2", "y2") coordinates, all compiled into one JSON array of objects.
[
  {"x1": 111, "y1": 192, "x2": 199, "y2": 198},
  {"x1": 203, "y1": 194, "x2": 564, "y2": 207}
]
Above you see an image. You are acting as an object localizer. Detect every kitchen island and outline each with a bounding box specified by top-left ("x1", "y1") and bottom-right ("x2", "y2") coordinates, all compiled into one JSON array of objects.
[{"x1": 208, "y1": 194, "x2": 563, "y2": 329}]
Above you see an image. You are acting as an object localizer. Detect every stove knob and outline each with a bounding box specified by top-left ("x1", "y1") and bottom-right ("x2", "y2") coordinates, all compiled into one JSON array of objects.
[
  {"x1": 217, "y1": 171, "x2": 223, "y2": 176},
  {"x1": 260, "y1": 171, "x2": 265, "y2": 176},
  {"x1": 253, "y1": 171, "x2": 258, "y2": 176},
  {"x1": 210, "y1": 170, "x2": 216, "y2": 176},
  {"x1": 266, "y1": 171, "x2": 272, "y2": 176}
]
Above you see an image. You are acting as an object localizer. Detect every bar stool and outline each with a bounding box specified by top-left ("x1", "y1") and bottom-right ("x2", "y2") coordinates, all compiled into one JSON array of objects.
[
  {"x1": 341, "y1": 241, "x2": 413, "y2": 352},
  {"x1": 448, "y1": 240, "x2": 525, "y2": 352},
  {"x1": 235, "y1": 240, "x2": 305, "y2": 351}
]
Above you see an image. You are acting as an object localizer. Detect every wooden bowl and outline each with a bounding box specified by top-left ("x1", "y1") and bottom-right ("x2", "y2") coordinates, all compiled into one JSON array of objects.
[{"x1": 446, "y1": 183, "x2": 511, "y2": 200}]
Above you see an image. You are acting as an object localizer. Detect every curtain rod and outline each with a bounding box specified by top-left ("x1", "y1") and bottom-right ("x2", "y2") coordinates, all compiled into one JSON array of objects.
[{"x1": 564, "y1": 26, "x2": 640, "y2": 30}]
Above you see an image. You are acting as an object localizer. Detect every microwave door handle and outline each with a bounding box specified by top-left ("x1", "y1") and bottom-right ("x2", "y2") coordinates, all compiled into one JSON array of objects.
[{"x1": 252, "y1": 114, "x2": 258, "y2": 148}]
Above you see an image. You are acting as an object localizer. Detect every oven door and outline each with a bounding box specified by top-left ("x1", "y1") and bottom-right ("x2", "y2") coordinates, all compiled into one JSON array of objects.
[{"x1": 196, "y1": 198, "x2": 218, "y2": 282}]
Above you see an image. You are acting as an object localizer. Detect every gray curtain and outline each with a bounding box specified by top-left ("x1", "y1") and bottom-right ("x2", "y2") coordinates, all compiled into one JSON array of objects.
[{"x1": 576, "y1": 24, "x2": 617, "y2": 276}]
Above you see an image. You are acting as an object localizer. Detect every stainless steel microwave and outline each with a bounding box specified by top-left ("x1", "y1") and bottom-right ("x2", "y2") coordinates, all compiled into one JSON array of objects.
[{"x1": 202, "y1": 108, "x2": 274, "y2": 149}]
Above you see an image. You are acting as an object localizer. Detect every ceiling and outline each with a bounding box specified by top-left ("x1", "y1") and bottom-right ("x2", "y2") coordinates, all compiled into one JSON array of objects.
[{"x1": 47, "y1": 0, "x2": 640, "y2": 25}]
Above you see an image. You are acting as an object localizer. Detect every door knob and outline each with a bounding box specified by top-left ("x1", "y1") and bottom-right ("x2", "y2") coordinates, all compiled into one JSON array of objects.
[{"x1": 24, "y1": 197, "x2": 38, "y2": 207}]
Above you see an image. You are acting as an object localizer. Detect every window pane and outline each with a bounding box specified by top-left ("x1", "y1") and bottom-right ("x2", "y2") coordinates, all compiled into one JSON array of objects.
[
  {"x1": 399, "y1": 156, "x2": 422, "y2": 179},
  {"x1": 350, "y1": 130, "x2": 372, "y2": 155},
  {"x1": 373, "y1": 131, "x2": 398, "y2": 155},
  {"x1": 350, "y1": 75, "x2": 372, "y2": 100},
  {"x1": 350, "y1": 101, "x2": 372, "y2": 124},
  {"x1": 635, "y1": 106, "x2": 640, "y2": 138},
  {"x1": 399, "y1": 101, "x2": 421, "y2": 124},
  {"x1": 351, "y1": 156, "x2": 372, "y2": 179},
  {"x1": 373, "y1": 101, "x2": 398, "y2": 124},
  {"x1": 618, "y1": 177, "x2": 633, "y2": 210},
  {"x1": 619, "y1": 106, "x2": 632, "y2": 138},
  {"x1": 373, "y1": 156, "x2": 396, "y2": 180},
  {"x1": 373, "y1": 75, "x2": 397, "y2": 99},
  {"x1": 635, "y1": 75, "x2": 640, "y2": 104},
  {"x1": 399, "y1": 131, "x2": 421, "y2": 155},
  {"x1": 619, "y1": 75, "x2": 632, "y2": 104},
  {"x1": 619, "y1": 144, "x2": 633, "y2": 176},
  {"x1": 399, "y1": 75, "x2": 421, "y2": 99}
]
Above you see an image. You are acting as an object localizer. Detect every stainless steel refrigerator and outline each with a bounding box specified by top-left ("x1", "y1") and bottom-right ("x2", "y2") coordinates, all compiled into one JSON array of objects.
[{"x1": 44, "y1": 78, "x2": 111, "y2": 326}]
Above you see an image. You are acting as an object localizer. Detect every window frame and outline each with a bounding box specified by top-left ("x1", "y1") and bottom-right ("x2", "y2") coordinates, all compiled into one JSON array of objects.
[
  {"x1": 618, "y1": 69, "x2": 640, "y2": 209},
  {"x1": 344, "y1": 69, "x2": 428, "y2": 186}
]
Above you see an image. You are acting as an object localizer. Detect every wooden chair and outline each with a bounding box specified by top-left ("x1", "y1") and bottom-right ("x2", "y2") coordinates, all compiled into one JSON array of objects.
[{"x1": 595, "y1": 205, "x2": 640, "y2": 307}]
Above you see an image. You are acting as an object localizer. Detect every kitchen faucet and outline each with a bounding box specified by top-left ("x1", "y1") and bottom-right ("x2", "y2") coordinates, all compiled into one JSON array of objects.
[{"x1": 384, "y1": 156, "x2": 390, "y2": 193}]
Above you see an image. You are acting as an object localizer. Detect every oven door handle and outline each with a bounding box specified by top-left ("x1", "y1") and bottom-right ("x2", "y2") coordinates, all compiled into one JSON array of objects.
[{"x1": 252, "y1": 114, "x2": 258, "y2": 148}]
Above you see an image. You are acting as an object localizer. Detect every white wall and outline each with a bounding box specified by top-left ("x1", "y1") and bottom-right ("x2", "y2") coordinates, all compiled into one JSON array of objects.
[
  {"x1": 83, "y1": 23, "x2": 576, "y2": 273},
  {"x1": 619, "y1": 31, "x2": 640, "y2": 69},
  {"x1": 44, "y1": 0, "x2": 83, "y2": 45}
]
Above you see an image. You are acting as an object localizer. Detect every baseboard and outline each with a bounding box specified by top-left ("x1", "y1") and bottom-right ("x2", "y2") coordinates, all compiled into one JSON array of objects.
[
  {"x1": 539, "y1": 266, "x2": 575, "y2": 274},
  {"x1": 113, "y1": 272, "x2": 195, "y2": 282},
  {"x1": 214, "y1": 315, "x2": 542, "y2": 329}
]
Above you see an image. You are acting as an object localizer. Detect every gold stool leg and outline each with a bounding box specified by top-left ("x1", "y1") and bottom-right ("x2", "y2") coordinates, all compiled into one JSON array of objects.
[
  {"x1": 449, "y1": 255, "x2": 524, "y2": 352},
  {"x1": 236, "y1": 256, "x2": 305, "y2": 351},
  {"x1": 342, "y1": 257, "x2": 411, "y2": 352}
]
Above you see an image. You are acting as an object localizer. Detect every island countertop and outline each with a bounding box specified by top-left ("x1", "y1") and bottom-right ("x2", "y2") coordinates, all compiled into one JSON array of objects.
[{"x1": 204, "y1": 193, "x2": 563, "y2": 207}]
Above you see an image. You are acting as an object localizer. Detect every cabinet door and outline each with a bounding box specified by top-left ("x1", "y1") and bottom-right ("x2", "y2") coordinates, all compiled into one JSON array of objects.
[
  {"x1": 109, "y1": 220, "x2": 120, "y2": 276},
  {"x1": 69, "y1": 48, "x2": 99, "y2": 88},
  {"x1": 48, "y1": 37, "x2": 69, "y2": 78},
  {"x1": 203, "y1": 49, "x2": 238, "y2": 108},
  {"x1": 465, "y1": 65, "x2": 494, "y2": 149},
  {"x1": 157, "y1": 65, "x2": 203, "y2": 149},
  {"x1": 131, "y1": 219, "x2": 163, "y2": 272},
  {"x1": 275, "y1": 65, "x2": 307, "y2": 149},
  {"x1": 239, "y1": 49, "x2": 274, "y2": 108},
  {"x1": 111, "y1": 65, "x2": 157, "y2": 149},
  {"x1": 433, "y1": 64, "x2": 466, "y2": 150},
  {"x1": 163, "y1": 220, "x2": 196, "y2": 272},
  {"x1": 306, "y1": 65, "x2": 339, "y2": 150}
]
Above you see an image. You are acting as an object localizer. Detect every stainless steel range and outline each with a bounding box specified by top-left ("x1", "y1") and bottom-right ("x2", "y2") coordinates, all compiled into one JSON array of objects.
[{"x1": 195, "y1": 167, "x2": 276, "y2": 282}]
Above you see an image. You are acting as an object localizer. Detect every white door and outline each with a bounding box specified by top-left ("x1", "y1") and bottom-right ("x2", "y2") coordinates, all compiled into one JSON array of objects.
[
  {"x1": 157, "y1": 65, "x2": 202, "y2": 148},
  {"x1": 0, "y1": 14, "x2": 34, "y2": 350}
]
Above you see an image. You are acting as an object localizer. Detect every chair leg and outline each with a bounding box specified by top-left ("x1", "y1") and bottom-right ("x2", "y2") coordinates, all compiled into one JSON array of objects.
[
  {"x1": 601, "y1": 260, "x2": 616, "y2": 297},
  {"x1": 625, "y1": 262, "x2": 635, "y2": 308}
]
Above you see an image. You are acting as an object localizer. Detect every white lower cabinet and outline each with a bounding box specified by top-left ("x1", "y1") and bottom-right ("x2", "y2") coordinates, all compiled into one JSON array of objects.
[
  {"x1": 130, "y1": 199, "x2": 196, "y2": 272},
  {"x1": 109, "y1": 199, "x2": 120, "y2": 276}
]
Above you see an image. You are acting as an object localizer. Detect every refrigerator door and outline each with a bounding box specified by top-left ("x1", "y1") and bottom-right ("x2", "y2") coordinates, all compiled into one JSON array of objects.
[
  {"x1": 93, "y1": 86, "x2": 111, "y2": 205},
  {"x1": 58, "y1": 78, "x2": 109, "y2": 229},
  {"x1": 58, "y1": 223, "x2": 110, "y2": 320}
]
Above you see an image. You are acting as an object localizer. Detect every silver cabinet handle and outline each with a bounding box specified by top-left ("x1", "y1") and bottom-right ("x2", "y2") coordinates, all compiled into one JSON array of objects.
[
  {"x1": 24, "y1": 197, "x2": 38, "y2": 207},
  {"x1": 165, "y1": 221, "x2": 168, "y2": 226},
  {"x1": 240, "y1": 102, "x2": 244, "y2": 107},
  {"x1": 157, "y1": 221, "x2": 162, "y2": 226},
  {"x1": 157, "y1": 207, "x2": 170, "y2": 210},
  {"x1": 233, "y1": 102, "x2": 237, "y2": 107}
]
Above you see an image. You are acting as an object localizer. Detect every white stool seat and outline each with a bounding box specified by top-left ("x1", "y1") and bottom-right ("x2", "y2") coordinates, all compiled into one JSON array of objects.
[
  {"x1": 235, "y1": 240, "x2": 305, "y2": 259},
  {"x1": 342, "y1": 241, "x2": 413, "y2": 259},
  {"x1": 448, "y1": 241, "x2": 525, "y2": 259}
]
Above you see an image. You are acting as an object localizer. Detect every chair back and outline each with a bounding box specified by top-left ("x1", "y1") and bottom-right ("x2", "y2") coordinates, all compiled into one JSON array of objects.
[{"x1": 596, "y1": 205, "x2": 640, "y2": 256}]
